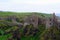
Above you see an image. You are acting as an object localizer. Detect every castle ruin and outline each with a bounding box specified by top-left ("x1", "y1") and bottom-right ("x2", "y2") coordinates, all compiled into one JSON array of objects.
[{"x1": 24, "y1": 13, "x2": 60, "y2": 29}]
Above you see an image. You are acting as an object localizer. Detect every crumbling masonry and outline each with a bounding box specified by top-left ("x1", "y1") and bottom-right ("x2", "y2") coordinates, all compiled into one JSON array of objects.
[{"x1": 23, "y1": 13, "x2": 60, "y2": 29}]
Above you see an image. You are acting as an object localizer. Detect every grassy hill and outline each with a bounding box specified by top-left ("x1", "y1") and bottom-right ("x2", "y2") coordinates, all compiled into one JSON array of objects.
[
  {"x1": 0, "y1": 11, "x2": 58, "y2": 40},
  {"x1": 0, "y1": 11, "x2": 52, "y2": 18}
]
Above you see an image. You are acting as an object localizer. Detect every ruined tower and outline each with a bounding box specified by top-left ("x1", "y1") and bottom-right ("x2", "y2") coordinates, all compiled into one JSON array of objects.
[
  {"x1": 31, "y1": 13, "x2": 38, "y2": 28},
  {"x1": 45, "y1": 18, "x2": 51, "y2": 29},
  {"x1": 45, "y1": 13, "x2": 57, "y2": 29},
  {"x1": 52, "y1": 13, "x2": 58, "y2": 27},
  {"x1": 24, "y1": 13, "x2": 38, "y2": 28}
]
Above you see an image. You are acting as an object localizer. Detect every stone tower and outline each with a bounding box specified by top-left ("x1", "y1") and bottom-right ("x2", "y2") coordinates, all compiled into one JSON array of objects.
[
  {"x1": 45, "y1": 17, "x2": 54, "y2": 29},
  {"x1": 31, "y1": 13, "x2": 38, "y2": 28},
  {"x1": 24, "y1": 13, "x2": 38, "y2": 28},
  {"x1": 52, "y1": 13, "x2": 58, "y2": 26},
  {"x1": 45, "y1": 13, "x2": 57, "y2": 29}
]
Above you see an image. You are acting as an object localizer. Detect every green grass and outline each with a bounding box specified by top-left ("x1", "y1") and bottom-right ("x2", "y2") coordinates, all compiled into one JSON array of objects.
[
  {"x1": 0, "y1": 34, "x2": 12, "y2": 40},
  {"x1": 0, "y1": 24, "x2": 45, "y2": 40},
  {"x1": 0, "y1": 11, "x2": 52, "y2": 18}
]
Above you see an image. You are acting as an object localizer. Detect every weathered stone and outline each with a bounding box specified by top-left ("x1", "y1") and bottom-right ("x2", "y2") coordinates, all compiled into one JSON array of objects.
[{"x1": 24, "y1": 13, "x2": 38, "y2": 28}]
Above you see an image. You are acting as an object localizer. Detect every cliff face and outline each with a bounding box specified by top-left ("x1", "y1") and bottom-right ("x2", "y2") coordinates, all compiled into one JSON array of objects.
[{"x1": 0, "y1": 12, "x2": 60, "y2": 40}]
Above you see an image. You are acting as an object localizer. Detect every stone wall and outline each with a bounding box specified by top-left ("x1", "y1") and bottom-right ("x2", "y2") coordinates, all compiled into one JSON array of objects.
[
  {"x1": 24, "y1": 13, "x2": 38, "y2": 28},
  {"x1": 23, "y1": 13, "x2": 60, "y2": 29}
]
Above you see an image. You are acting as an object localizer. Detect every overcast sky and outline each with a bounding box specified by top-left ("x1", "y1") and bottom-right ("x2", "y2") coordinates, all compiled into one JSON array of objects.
[{"x1": 0, "y1": 0, "x2": 60, "y2": 14}]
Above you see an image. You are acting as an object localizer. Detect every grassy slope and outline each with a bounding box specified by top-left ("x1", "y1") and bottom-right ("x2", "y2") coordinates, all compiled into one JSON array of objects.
[
  {"x1": 0, "y1": 11, "x2": 52, "y2": 40},
  {"x1": 0, "y1": 11, "x2": 52, "y2": 18}
]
